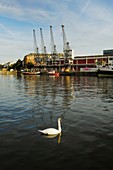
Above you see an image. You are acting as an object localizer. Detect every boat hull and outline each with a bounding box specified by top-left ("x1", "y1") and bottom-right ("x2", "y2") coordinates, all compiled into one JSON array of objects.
[
  {"x1": 97, "y1": 69, "x2": 113, "y2": 77},
  {"x1": 22, "y1": 72, "x2": 40, "y2": 75},
  {"x1": 59, "y1": 71, "x2": 76, "y2": 76}
]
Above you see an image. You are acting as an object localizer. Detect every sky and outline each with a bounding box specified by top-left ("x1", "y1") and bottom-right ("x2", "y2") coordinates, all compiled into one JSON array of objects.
[{"x1": 0, "y1": 0, "x2": 113, "y2": 63}]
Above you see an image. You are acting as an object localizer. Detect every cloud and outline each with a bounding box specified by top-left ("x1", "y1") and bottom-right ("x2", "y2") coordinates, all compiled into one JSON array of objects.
[
  {"x1": 81, "y1": 0, "x2": 91, "y2": 15},
  {"x1": 0, "y1": 23, "x2": 15, "y2": 37},
  {"x1": 0, "y1": 35, "x2": 33, "y2": 63},
  {"x1": 0, "y1": 1, "x2": 21, "y2": 16},
  {"x1": 0, "y1": 0, "x2": 56, "y2": 24}
]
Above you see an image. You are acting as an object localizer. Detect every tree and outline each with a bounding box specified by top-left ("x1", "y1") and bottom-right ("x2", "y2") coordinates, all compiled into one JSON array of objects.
[
  {"x1": 0, "y1": 64, "x2": 3, "y2": 70},
  {"x1": 13, "y1": 59, "x2": 22, "y2": 71},
  {"x1": 27, "y1": 62, "x2": 34, "y2": 69}
]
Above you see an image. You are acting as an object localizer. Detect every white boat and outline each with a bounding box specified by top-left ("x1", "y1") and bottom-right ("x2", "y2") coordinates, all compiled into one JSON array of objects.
[
  {"x1": 97, "y1": 66, "x2": 113, "y2": 77},
  {"x1": 47, "y1": 70, "x2": 59, "y2": 76},
  {"x1": 48, "y1": 70, "x2": 56, "y2": 75},
  {"x1": 22, "y1": 71, "x2": 40, "y2": 75}
]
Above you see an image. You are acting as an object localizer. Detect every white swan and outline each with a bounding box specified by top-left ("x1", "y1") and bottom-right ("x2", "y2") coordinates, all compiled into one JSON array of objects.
[{"x1": 38, "y1": 118, "x2": 62, "y2": 135}]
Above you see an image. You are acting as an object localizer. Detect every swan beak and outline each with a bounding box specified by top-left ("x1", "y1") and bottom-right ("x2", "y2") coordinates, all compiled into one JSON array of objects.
[{"x1": 58, "y1": 118, "x2": 62, "y2": 122}]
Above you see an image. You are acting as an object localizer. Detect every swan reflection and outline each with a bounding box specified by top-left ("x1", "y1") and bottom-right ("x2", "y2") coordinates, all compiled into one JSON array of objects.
[{"x1": 42, "y1": 133, "x2": 62, "y2": 144}]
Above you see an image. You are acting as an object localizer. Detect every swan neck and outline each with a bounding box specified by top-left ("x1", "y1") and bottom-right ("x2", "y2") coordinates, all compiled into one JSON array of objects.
[{"x1": 58, "y1": 120, "x2": 61, "y2": 132}]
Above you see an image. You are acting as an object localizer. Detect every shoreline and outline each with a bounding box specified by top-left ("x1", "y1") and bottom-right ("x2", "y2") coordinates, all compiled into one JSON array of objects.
[{"x1": 0, "y1": 70, "x2": 17, "y2": 75}]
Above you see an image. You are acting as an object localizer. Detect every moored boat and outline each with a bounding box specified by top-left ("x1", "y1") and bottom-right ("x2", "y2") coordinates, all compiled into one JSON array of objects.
[
  {"x1": 59, "y1": 67, "x2": 76, "y2": 76},
  {"x1": 59, "y1": 71, "x2": 75, "y2": 76},
  {"x1": 22, "y1": 71, "x2": 40, "y2": 75},
  {"x1": 47, "y1": 70, "x2": 59, "y2": 76},
  {"x1": 97, "y1": 66, "x2": 113, "y2": 77},
  {"x1": 78, "y1": 67, "x2": 98, "y2": 76},
  {"x1": 48, "y1": 70, "x2": 56, "y2": 75}
]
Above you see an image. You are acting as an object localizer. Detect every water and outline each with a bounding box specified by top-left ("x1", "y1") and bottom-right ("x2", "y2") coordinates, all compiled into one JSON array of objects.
[{"x1": 0, "y1": 74, "x2": 113, "y2": 170}]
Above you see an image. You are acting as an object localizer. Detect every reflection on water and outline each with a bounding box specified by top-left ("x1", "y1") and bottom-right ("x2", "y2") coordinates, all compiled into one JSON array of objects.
[
  {"x1": 42, "y1": 133, "x2": 62, "y2": 144},
  {"x1": 0, "y1": 75, "x2": 113, "y2": 170},
  {"x1": 22, "y1": 75, "x2": 77, "y2": 123}
]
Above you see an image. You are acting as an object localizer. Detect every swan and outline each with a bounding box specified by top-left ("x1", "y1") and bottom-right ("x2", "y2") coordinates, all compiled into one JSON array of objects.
[{"x1": 38, "y1": 118, "x2": 62, "y2": 135}]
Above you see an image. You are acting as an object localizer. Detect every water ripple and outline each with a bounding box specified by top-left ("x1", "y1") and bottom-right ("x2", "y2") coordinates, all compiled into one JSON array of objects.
[{"x1": 1, "y1": 75, "x2": 113, "y2": 169}]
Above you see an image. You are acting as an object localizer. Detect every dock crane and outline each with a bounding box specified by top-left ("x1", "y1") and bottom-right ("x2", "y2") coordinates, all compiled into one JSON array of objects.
[
  {"x1": 50, "y1": 25, "x2": 59, "y2": 64},
  {"x1": 61, "y1": 25, "x2": 72, "y2": 64},
  {"x1": 33, "y1": 29, "x2": 40, "y2": 64},
  {"x1": 33, "y1": 29, "x2": 39, "y2": 54},
  {"x1": 50, "y1": 26, "x2": 57, "y2": 54},
  {"x1": 40, "y1": 28, "x2": 47, "y2": 54},
  {"x1": 40, "y1": 28, "x2": 47, "y2": 64},
  {"x1": 61, "y1": 25, "x2": 67, "y2": 52}
]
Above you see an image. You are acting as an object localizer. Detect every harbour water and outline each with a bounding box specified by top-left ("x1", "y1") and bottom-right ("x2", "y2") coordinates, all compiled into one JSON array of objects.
[{"x1": 0, "y1": 74, "x2": 113, "y2": 170}]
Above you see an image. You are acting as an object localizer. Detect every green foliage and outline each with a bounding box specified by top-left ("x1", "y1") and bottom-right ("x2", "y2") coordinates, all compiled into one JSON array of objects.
[
  {"x1": 14, "y1": 59, "x2": 22, "y2": 71},
  {"x1": 7, "y1": 65, "x2": 12, "y2": 71},
  {"x1": 0, "y1": 64, "x2": 3, "y2": 70},
  {"x1": 8, "y1": 59, "x2": 22, "y2": 71},
  {"x1": 26, "y1": 62, "x2": 34, "y2": 69}
]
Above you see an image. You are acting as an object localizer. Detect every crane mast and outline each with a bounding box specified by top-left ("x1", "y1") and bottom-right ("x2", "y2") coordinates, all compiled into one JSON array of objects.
[
  {"x1": 61, "y1": 25, "x2": 67, "y2": 52},
  {"x1": 61, "y1": 25, "x2": 72, "y2": 63},
  {"x1": 33, "y1": 29, "x2": 38, "y2": 54},
  {"x1": 50, "y1": 25, "x2": 55, "y2": 54},
  {"x1": 40, "y1": 28, "x2": 46, "y2": 54},
  {"x1": 50, "y1": 25, "x2": 58, "y2": 64},
  {"x1": 53, "y1": 45, "x2": 57, "y2": 54}
]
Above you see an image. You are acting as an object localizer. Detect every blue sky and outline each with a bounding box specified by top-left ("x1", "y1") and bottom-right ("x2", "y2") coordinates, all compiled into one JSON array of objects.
[{"x1": 0, "y1": 0, "x2": 113, "y2": 63}]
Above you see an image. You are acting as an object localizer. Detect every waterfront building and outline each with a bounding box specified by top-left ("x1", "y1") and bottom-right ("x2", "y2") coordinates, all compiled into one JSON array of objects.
[
  {"x1": 23, "y1": 53, "x2": 64, "y2": 67},
  {"x1": 23, "y1": 50, "x2": 113, "y2": 71},
  {"x1": 103, "y1": 49, "x2": 113, "y2": 55},
  {"x1": 23, "y1": 53, "x2": 37, "y2": 67},
  {"x1": 73, "y1": 50, "x2": 113, "y2": 71}
]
